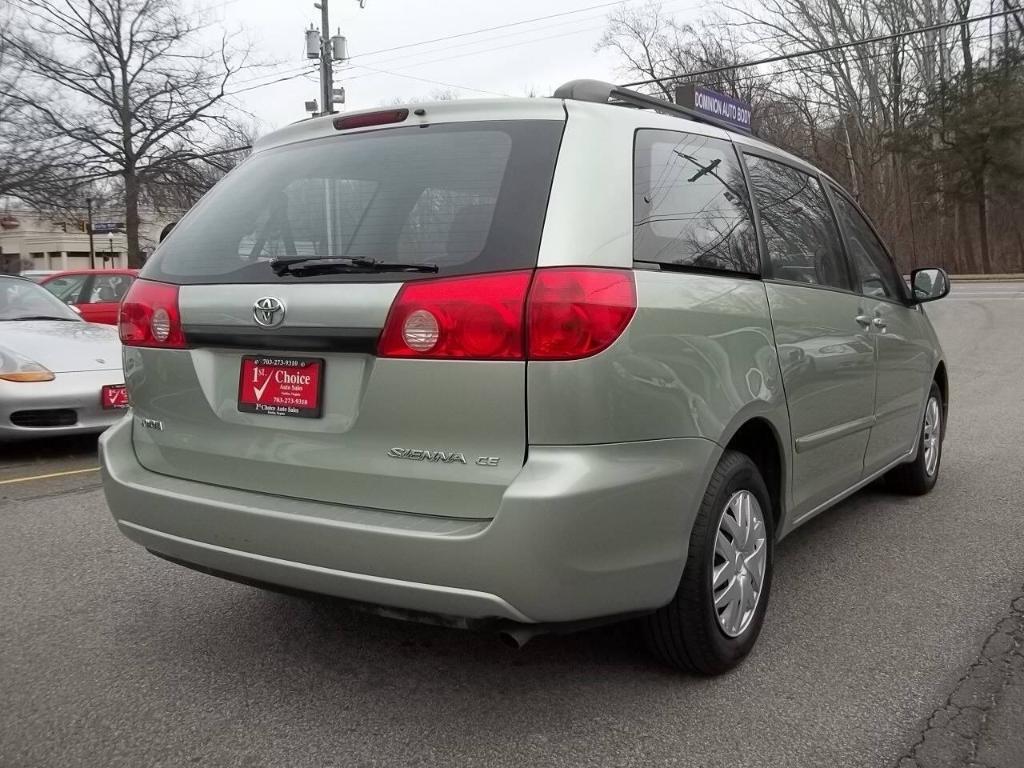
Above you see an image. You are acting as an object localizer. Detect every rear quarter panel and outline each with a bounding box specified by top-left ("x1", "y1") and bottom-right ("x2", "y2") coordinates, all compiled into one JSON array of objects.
[{"x1": 528, "y1": 271, "x2": 790, "y2": 449}]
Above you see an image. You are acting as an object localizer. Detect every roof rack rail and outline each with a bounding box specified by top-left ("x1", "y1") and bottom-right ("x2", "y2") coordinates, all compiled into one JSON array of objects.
[{"x1": 552, "y1": 79, "x2": 745, "y2": 136}]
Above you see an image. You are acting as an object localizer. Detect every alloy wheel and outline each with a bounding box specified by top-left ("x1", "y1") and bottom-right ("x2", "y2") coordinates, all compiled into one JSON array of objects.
[
  {"x1": 712, "y1": 490, "x2": 768, "y2": 638},
  {"x1": 923, "y1": 396, "x2": 941, "y2": 477}
]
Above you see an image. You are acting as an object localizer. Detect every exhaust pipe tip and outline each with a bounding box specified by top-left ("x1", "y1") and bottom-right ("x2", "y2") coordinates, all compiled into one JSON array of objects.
[{"x1": 498, "y1": 626, "x2": 537, "y2": 650}]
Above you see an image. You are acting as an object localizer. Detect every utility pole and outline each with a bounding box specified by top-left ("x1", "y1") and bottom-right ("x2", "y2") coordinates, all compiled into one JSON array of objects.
[
  {"x1": 316, "y1": 1, "x2": 333, "y2": 114},
  {"x1": 305, "y1": 0, "x2": 357, "y2": 116},
  {"x1": 86, "y1": 197, "x2": 95, "y2": 270}
]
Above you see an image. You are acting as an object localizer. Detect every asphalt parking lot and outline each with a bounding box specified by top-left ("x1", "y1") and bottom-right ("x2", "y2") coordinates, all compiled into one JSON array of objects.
[{"x1": 2, "y1": 281, "x2": 1023, "y2": 768}]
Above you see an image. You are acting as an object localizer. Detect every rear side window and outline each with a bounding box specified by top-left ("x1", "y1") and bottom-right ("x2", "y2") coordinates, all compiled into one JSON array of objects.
[
  {"x1": 146, "y1": 121, "x2": 564, "y2": 284},
  {"x1": 744, "y1": 155, "x2": 850, "y2": 291},
  {"x1": 633, "y1": 130, "x2": 758, "y2": 274},
  {"x1": 44, "y1": 275, "x2": 86, "y2": 303},
  {"x1": 829, "y1": 189, "x2": 905, "y2": 300},
  {"x1": 87, "y1": 274, "x2": 133, "y2": 303}
]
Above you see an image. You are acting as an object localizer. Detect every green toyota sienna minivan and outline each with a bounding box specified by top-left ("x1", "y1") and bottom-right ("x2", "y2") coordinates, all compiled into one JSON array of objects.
[{"x1": 100, "y1": 80, "x2": 950, "y2": 674}]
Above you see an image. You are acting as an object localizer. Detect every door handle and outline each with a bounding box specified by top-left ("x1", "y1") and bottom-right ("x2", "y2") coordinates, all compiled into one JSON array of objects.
[{"x1": 855, "y1": 314, "x2": 872, "y2": 327}]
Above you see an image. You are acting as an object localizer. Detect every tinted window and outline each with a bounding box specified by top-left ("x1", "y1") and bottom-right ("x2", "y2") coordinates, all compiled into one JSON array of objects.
[
  {"x1": 146, "y1": 121, "x2": 564, "y2": 284},
  {"x1": 44, "y1": 274, "x2": 86, "y2": 303},
  {"x1": 88, "y1": 274, "x2": 134, "y2": 303},
  {"x1": 398, "y1": 187, "x2": 498, "y2": 263},
  {"x1": 235, "y1": 178, "x2": 379, "y2": 261},
  {"x1": 633, "y1": 130, "x2": 758, "y2": 273},
  {"x1": 830, "y1": 189, "x2": 905, "y2": 300},
  {"x1": 745, "y1": 156, "x2": 850, "y2": 290}
]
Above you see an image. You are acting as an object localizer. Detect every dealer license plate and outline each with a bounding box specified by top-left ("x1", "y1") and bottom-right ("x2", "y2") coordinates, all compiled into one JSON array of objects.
[{"x1": 238, "y1": 356, "x2": 324, "y2": 418}]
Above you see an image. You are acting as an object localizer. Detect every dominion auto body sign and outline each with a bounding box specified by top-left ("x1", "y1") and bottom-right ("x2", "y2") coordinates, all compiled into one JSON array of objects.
[{"x1": 675, "y1": 84, "x2": 753, "y2": 133}]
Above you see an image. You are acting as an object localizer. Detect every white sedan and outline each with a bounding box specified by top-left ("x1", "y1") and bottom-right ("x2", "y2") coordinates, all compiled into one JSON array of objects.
[{"x1": 0, "y1": 275, "x2": 127, "y2": 440}]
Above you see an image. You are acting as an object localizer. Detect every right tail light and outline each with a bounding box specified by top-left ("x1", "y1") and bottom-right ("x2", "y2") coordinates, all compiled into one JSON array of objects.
[{"x1": 526, "y1": 268, "x2": 636, "y2": 360}]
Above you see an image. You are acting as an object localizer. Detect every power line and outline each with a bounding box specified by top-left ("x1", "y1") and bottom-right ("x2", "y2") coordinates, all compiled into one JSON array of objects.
[
  {"x1": 337, "y1": 23, "x2": 611, "y2": 82},
  {"x1": 233, "y1": 0, "x2": 700, "y2": 104},
  {"x1": 234, "y1": 63, "x2": 318, "y2": 86},
  {"x1": 350, "y1": 13, "x2": 619, "y2": 67},
  {"x1": 345, "y1": 0, "x2": 701, "y2": 68},
  {"x1": 343, "y1": 0, "x2": 630, "y2": 61},
  {"x1": 622, "y1": 7, "x2": 1023, "y2": 86},
  {"x1": 227, "y1": 65, "x2": 318, "y2": 96},
  {"x1": 229, "y1": 1, "x2": 661, "y2": 109},
  {"x1": 222, "y1": 1, "x2": 640, "y2": 102},
  {"x1": 344, "y1": 64, "x2": 510, "y2": 97},
  {"x1": 667, "y1": 28, "x2": 1005, "y2": 91},
  {"x1": 236, "y1": 18, "x2": 1004, "y2": 103}
]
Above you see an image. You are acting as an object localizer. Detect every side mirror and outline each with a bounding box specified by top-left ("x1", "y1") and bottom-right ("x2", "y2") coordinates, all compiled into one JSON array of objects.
[{"x1": 910, "y1": 267, "x2": 950, "y2": 303}]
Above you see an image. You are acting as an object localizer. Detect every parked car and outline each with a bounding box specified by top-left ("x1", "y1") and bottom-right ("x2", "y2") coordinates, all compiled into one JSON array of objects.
[
  {"x1": 18, "y1": 270, "x2": 58, "y2": 282},
  {"x1": 39, "y1": 269, "x2": 138, "y2": 325},
  {"x1": 99, "y1": 81, "x2": 950, "y2": 674},
  {"x1": 0, "y1": 275, "x2": 127, "y2": 440}
]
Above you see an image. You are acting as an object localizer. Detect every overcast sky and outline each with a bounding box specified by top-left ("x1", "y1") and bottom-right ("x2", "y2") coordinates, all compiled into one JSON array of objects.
[{"x1": 215, "y1": 0, "x2": 692, "y2": 131}]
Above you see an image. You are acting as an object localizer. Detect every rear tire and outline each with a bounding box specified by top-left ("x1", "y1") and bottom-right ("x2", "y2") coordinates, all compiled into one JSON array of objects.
[
  {"x1": 643, "y1": 450, "x2": 774, "y2": 675},
  {"x1": 886, "y1": 382, "x2": 943, "y2": 496}
]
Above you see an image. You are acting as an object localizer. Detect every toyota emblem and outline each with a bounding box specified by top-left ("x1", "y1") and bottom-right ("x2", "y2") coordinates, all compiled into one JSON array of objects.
[{"x1": 253, "y1": 296, "x2": 285, "y2": 328}]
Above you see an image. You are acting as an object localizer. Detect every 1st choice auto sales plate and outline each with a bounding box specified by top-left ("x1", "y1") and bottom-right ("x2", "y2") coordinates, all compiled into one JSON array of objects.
[
  {"x1": 101, "y1": 384, "x2": 130, "y2": 410},
  {"x1": 238, "y1": 356, "x2": 324, "y2": 418}
]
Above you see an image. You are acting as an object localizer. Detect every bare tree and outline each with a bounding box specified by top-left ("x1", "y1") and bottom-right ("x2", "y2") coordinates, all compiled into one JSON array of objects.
[
  {"x1": 0, "y1": 23, "x2": 83, "y2": 209},
  {"x1": 2, "y1": 0, "x2": 257, "y2": 264},
  {"x1": 601, "y1": 0, "x2": 1024, "y2": 273},
  {"x1": 140, "y1": 122, "x2": 255, "y2": 213},
  {"x1": 598, "y1": 3, "x2": 772, "y2": 115},
  {"x1": 599, "y1": 1, "x2": 679, "y2": 98}
]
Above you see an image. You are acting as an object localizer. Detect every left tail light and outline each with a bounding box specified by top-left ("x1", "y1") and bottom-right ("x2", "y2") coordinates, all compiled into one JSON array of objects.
[
  {"x1": 378, "y1": 268, "x2": 636, "y2": 361},
  {"x1": 378, "y1": 271, "x2": 532, "y2": 360},
  {"x1": 119, "y1": 279, "x2": 187, "y2": 348}
]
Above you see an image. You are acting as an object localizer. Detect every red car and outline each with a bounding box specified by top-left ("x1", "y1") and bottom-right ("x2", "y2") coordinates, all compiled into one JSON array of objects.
[{"x1": 38, "y1": 269, "x2": 139, "y2": 325}]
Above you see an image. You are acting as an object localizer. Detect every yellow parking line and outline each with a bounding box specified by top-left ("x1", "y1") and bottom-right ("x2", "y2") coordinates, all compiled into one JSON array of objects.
[{"x1": 0, "y1": 467, "x2": 101, "y2": 486}]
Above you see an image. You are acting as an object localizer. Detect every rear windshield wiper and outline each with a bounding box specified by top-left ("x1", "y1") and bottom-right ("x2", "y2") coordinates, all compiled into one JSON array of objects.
[{"x1": 270, "y1": 257, "x2": 439, "y2": 277}]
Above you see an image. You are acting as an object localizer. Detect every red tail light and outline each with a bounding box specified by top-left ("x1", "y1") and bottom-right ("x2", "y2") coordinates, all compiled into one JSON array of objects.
[
  {"x1": 378, "y1": 271, "x2": 531, "y2": 360},
  {"x1": 527, "y1": 268, "x2": 636, "y2": 360},
  {"x1": 119, "y1": 279, "x2": 187, "y2": 348},
  {"x1": 377, "y1": 268, "x2": 635, "y2": 361}
]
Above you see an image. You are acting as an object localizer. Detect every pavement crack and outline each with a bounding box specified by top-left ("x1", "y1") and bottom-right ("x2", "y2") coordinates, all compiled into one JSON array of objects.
[{"x1": 895, "y1": 585, "x2": 1024, "y2": 768}]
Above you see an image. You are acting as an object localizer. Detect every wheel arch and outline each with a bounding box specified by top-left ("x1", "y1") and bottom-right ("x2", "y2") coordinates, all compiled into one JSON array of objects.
[
  {"x1": 719, "y1": 416, "x2": 787, "y2": 538},
  {"x1": 933, "y1": 360, "x2": 949, "y2": 427}
]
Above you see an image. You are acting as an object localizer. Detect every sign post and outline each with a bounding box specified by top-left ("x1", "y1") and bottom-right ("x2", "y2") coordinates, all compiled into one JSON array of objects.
[
  {"x1": 675, "y1": 84, "x2": 753, "y2": 133},
  {"x1": 86, "y1": 198, "x2": 95, "y2": 270}
]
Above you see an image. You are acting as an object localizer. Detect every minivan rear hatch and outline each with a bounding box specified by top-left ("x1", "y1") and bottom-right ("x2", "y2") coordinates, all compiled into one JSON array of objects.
[{"x1": 127, "y1": 111, "x2": 565, "y2": 519}]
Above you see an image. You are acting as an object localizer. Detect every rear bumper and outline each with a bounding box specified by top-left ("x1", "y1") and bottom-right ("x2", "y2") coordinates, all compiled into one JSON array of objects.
[
  {"x1": 100, "y1": 417, "x2": 719, "y2": 624},
  {"x1": 0, "y1": 371, "x2": 125, "y2": 440}
]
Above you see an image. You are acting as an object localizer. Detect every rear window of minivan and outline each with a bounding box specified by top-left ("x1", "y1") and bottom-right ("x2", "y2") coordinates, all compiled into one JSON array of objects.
[{"x1": 146, "y1": 120, "x2": 564, "y2": 284}]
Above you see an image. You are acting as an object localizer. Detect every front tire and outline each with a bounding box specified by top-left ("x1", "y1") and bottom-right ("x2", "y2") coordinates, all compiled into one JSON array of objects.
[
  {"x1": 643, "y1": 450, "x2": 774, "y2": 675},
  {"x1": 887, "y1": 382, "x2": 943, "y2": 495}
]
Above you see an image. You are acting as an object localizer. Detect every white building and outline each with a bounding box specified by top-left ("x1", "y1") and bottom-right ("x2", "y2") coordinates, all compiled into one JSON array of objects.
[{"x1": 0, "y1": 205, "x2": 179, "y2": 274}]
